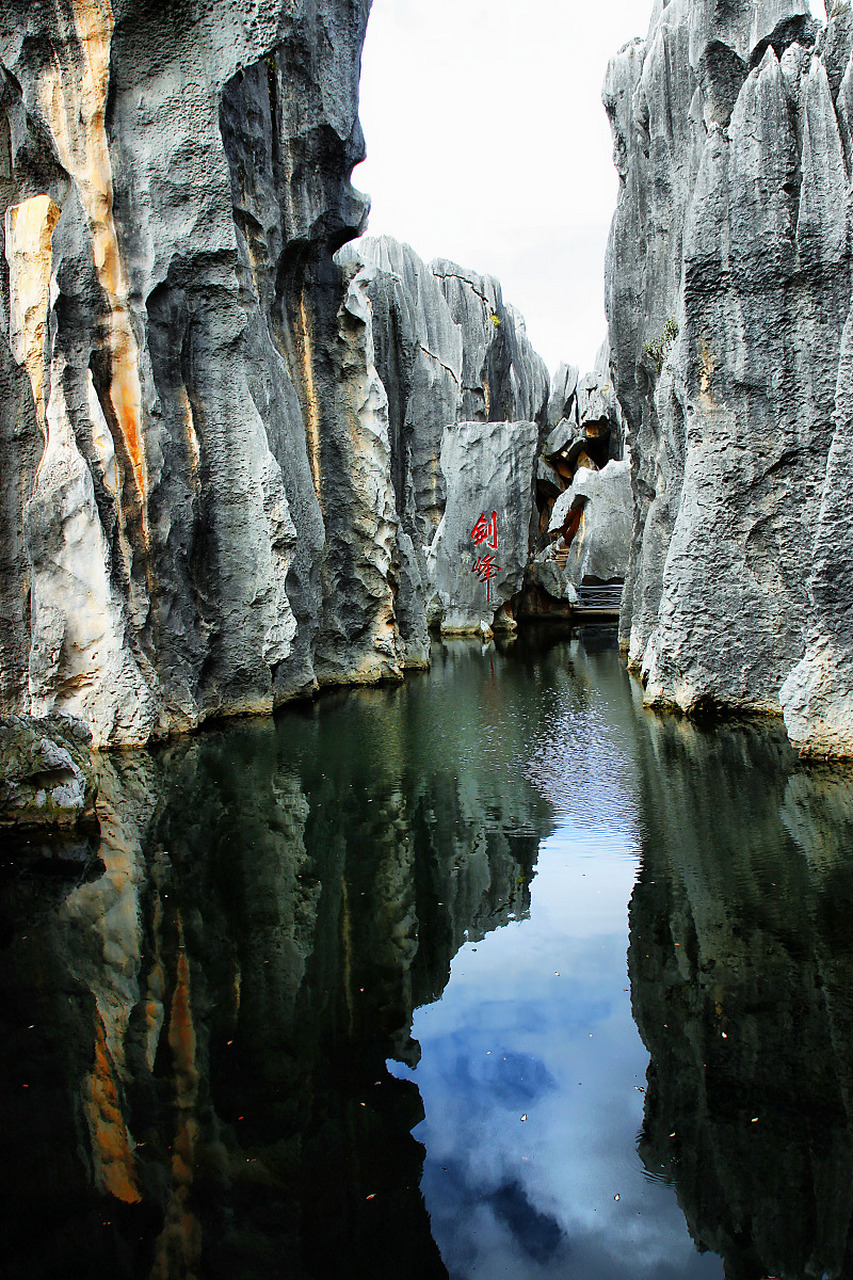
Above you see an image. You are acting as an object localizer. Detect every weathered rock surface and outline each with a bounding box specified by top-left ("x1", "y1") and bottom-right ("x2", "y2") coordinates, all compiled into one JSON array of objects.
[
  {"x1": 548, "y1": 458, "x2": 632, "y2": 585},
  {"x1": 336, "y1": 236, "x2": 464, "y2": 548},
  {"x1": 546, "y1": 362, "x2": 579, "y2": 431},
  {"x1": 335, "y1": 235, "x2": 550, "y2": 646},
  {"x1": 0, "y1": 0, "x2": 387, "y2": 744},
  {"x1": 523, "y1": 551, "x2": 580, "y2": 611},
  {"x1": 0, "y1": 4, "x2": 551, "y2": 749},
  {"x1": 533, "y1": 360, "x2": 625, "y2": 556},
  {"x1": 431, "y1": 257, "x2": 549, "y2": 426},
  {"x1": 605, "y1": 0, "x2": 853, "y2": 750},
  {"x1": 0, "y1": 713, "x2": 96, "y2": 829},
  {"x1": 427, "y1": 420, "x2": 539, "y2": 634}
]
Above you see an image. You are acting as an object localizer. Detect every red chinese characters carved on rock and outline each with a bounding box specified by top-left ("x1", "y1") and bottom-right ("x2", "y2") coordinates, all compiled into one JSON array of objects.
[{"x1": 470, "y1": 511, "x2": 501, "y2": 602}]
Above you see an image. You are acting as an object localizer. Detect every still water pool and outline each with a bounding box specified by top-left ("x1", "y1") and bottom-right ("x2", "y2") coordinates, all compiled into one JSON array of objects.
[{"x1": 2, "y1": 630, "x2": 853, "y2": 1279}]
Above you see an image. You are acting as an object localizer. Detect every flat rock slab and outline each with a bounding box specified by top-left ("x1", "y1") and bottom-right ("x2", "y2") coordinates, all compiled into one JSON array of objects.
[{"x1": 427, "y1": 421, "x2": 538, "y2": 633}]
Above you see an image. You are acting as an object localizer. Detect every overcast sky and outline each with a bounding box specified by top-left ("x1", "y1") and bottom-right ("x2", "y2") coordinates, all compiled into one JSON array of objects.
[
  {"x1": 355, "y1": 0, "x2": 827, "y2": 377},
  {"x1": 354, "y1": 0, "x2": 654, "y2": 376}
]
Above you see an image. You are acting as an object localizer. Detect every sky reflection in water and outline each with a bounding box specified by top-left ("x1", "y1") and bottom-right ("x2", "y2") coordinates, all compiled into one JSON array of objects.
[
  {"x1": 5, "y1": 628, "x2": 853, "y2": 1279},
  {"x1": 392, "y1": 636, "x2": 722, "y2": 1279}
]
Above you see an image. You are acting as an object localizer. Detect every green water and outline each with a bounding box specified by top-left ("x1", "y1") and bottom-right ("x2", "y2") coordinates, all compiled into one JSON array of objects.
[{"x1": 2, "y1": 630, "x2": 853, "y2": 1279}]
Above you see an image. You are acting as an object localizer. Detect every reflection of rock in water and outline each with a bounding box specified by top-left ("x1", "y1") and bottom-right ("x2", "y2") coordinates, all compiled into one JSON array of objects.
[
  {"x1": 0, "y1": 642, "x2": 552, "y2": 1279},
  {"x1": 629, "y1": 712, "x2": 853, "y2": 1280}
]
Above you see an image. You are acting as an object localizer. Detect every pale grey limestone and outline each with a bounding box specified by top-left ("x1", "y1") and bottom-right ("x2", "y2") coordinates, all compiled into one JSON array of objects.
[
  {"x1": 426, "y1": 421, "x2": 539, "y2": 635},
  {"x1": 0, "y1": 5, "x2": 553, "y2": 750},
  {"x1": 335, "y1": 236, "x2": 463, "y2": 547},
  {"x1": 0, "y1": 713, "x2": 95, "y2": 828},
  {"x1": 430, "y1": 258, "x2": 550, "y2": 427},
  {"x1": 781, "y1": 312, "x2": 853, "y2": 756},
  {"x1": 606, "y1": 0, "x2": 853, "y2": 748},
  {"x1": 525, "y1": 550, "x2": 580, "y2": 606},
  {"x1": 548, "y1": 460, "x2": 632, "y2": 585},
  {"x1": 547, "y1": 362, "x2": 579, "y2": 429},
  {"x1": 0, "y1": 0, "x2": 383, "y2": 744},
  {"x1": 337, "y1": 235, "x2": 551, "y2": 656}
]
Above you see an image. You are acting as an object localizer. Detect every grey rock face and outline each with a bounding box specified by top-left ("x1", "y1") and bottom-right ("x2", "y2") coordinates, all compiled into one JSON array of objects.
[
  {"x1": 337, "y1": 236, "x2": 550, "y2": 649},
  {"x1": 606, "y1": 0, "x2": 853, "y2": 748},
  {"x1": 781, "y1": 311, "x2": 853, "y2": 755},
  {"x1": 548, "y1": 459, "x2": 632, "y2": 585},
  {"x1": 523, "y1": 551, "x2": 580, "y2": 609},
  {"x1": 533, "y1": 361, "x2": 626, "y2": 566},
  {"x1": 430, "y1": 258, "x2": 549, "y2": 427},
  {"x1": 427, "y1": 421, "x2": 538, "y2": 634},
  {"x1": 0, "y1": 10, "x2": 551, "y2": 747},
  {"x1": 0, "y1": 0, "x2": 382, "y2": 744},
  {"x1": 547, "y1": 362, "x2": 579, "y2": 430},
  {"x1": 336, "y1": 236, "x2": 463, "y2": 546},
  {"x1": 0, "y1": 713, "x2": 96, "y2": 828}
]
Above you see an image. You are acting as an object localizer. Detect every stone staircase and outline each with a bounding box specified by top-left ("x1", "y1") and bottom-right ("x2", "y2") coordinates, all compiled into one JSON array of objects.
[{"x1": 577, "y1": 583, "x2": 623, "y2": 612}]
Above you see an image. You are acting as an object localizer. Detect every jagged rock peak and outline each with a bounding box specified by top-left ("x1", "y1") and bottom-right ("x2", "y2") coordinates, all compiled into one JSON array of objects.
[
  {"x1": 0, "y1": 0, "x2": 395, "y2": 746},
  {"x1": 340, "y1": 235, "x2": 550, "y2": 428},
  {"x1": 605, "y1": 0, "x2": 853, "y2": 755}
]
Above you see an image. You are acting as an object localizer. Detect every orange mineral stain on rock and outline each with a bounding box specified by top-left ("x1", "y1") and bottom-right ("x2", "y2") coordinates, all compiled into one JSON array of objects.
[
  {"x1": 4, "y1": 195, "x2": 61, "y2": 432},
  {"x1": 150, "y1": 917, "x2": 202, "y2": 1280},
  {"x1": 177, "y1": 384, "x2": 201, "y2": 477},
  {"x1": 39, "y1": 0, "x2": 148, "y2": 518},
  {"x1": 298, "y1": 295, "x2": 323, "y2": 500},
  {"x1": 84, "y1": 1013, "x2": 142, "y2": 1204}
]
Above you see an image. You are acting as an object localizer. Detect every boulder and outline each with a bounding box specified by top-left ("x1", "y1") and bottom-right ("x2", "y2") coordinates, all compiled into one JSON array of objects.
[
  {"x1": 524, "y1": 551, "x2": 580, "y2": 607},
  {"x1": 548, "y1": 460, "x2": 632, "y2": 585},
  {"x1": 426, "y1": 421, "x2": 538, "y2": 634},
  {"x1": 0, "y1": 714, "x2": 96, "y2": 828}
]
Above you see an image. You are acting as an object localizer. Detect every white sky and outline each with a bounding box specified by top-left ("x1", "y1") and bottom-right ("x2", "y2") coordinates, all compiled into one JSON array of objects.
[
  {"x1": 354, "y1": 0, "x2": 653, "y2": 376},
  {"x1": 355, "y1": 0, "x2": 828, "y2": 378}
]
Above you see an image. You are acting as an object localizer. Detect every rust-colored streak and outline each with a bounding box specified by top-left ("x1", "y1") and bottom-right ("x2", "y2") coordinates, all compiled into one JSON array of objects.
[
  {"x1": 84, "y1": 1014, "x2": 142, "y2": 1204},
  {"x1": 298, "y1": 295, "x2": 322, "y2": 499},
  {"x1": 178, "y1": 385, "x2": 201, "y2": 476},
  {"x1": 562, "y1": 500, "x2": 585, "y2": 549},
  {"x1": 150, "y1": 915, "x2": 202, "y2": 1280},
  {"x1": 109, "y1": 328, "x2": 147, "y2": 504},
  {"x1": 39, "y1": 0, "x2": 148, "y2": 520}
]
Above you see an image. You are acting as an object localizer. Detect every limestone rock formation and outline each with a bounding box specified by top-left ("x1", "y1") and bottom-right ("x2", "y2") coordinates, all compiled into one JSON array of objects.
[
  {"x1": 523, "y1": 355, "x2": 628, "y2": 616},
  {"x1": 546, "y1": 362, "x2": 579, "y2": 432},
  {"x1": 0, "y1": 713, "x2": 96, "y2": 830},
  {"x1": 547, "y1": 459, "x2": 632, "y2": 584},
  {"x1": 605, "y1": 0, "x2": 853, "y2": 751},
  {"x1": 0, "y1": 1, "x2": 551, "y2": 748},
  {"x1": 337, "y1": 236, "x2": 550, "y2": 644},
  {"x1": 0, "y1": 0, "x2": 383, "y2": 744},
  {"x1": 426, "y1": 420, "x2": 539, "y2": 634}
]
